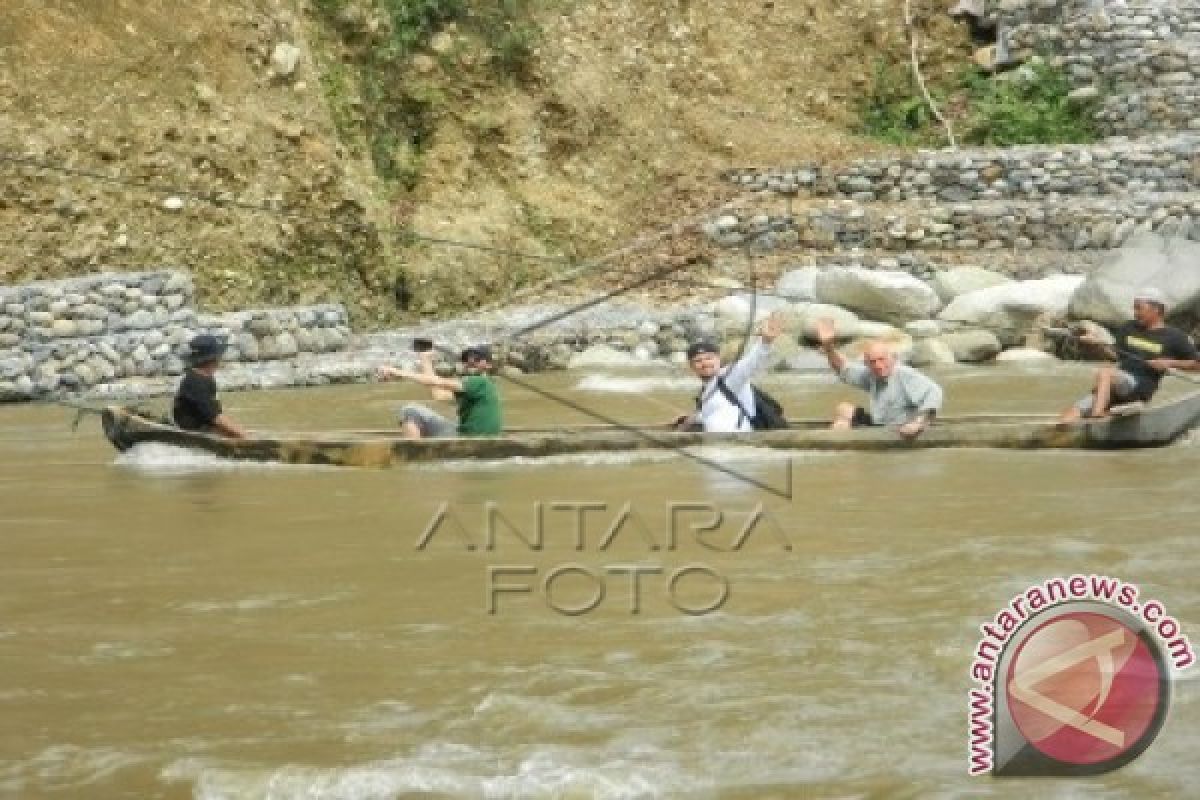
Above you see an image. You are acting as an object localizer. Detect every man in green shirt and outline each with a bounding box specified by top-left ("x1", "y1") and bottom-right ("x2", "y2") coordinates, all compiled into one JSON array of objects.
[{"x1": 377, "y1": 345, "x2": 502, "y2": 438}]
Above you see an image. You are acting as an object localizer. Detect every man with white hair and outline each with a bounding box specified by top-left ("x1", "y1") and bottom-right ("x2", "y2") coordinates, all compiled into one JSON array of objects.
[
  {"x1": 813, "y1": 318, "x2": 943, "y2": 438},
  {"x1": 1059, "y1": 288, "x2": 1199, "y2": 423}
]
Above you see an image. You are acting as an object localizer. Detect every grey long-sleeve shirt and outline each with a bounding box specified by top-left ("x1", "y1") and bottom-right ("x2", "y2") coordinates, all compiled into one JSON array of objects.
[{"x1": 840, "y1": 362, "x2": 943, "y2": 425}]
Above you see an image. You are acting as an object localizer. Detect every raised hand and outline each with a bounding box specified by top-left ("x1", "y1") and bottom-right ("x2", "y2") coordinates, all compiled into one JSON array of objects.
[
  {"x1": 757, "y1": 311, "x2": 785, "y2": 343},
  {"x1": 813, "y1": 317, "x2": 837, "y2": 347}
]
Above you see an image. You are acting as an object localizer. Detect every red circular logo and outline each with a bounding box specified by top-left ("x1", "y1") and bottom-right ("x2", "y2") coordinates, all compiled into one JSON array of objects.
[{"x1": 1005, "y1": 611, "x2": 1166, "y2": 766}]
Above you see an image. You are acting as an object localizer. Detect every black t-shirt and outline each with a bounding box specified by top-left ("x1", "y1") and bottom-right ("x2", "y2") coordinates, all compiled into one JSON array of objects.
[
  {"x1": 1115, "y1": 322, "x2": 1198, "y2": 398},
  {"x1": 173, "y1": 369, "x2": 222, "y2": 430}
]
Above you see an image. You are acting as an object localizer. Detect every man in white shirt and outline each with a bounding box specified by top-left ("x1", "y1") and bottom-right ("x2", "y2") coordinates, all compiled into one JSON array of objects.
[{"x1": 675, "y1": 313, "x2": 784, "y2": 432}]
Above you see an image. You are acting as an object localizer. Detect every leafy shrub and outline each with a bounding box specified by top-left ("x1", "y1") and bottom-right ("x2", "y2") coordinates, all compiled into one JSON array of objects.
[
  {"x1": 860, "y1": 58, "x2": 1101, "y2": 147},
  {"x1": 959, "y1": 61, "x2": 1100, "y2": 146}
]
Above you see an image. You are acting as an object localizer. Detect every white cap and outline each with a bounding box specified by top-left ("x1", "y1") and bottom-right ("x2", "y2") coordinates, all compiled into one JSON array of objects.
[{"x1": 1134, "y1": 287, "x2": 1168, "y2": 309}]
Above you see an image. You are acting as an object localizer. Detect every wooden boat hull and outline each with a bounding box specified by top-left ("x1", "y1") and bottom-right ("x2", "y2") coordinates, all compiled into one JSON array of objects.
[{"x1": 100, "y1": 390, "x2": 1200, "y2": 468}]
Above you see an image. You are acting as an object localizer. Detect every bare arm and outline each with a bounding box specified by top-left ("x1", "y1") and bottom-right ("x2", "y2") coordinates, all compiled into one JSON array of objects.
[
  {"x1": 722, "y1": 313, "x2": 785, "y2": 390},
  {"x1": 416, "y1": 351, "x2": 456, "y2": 401},
  {"x1": 1147, "y1": 357, "x2": 1199, "y2": 372},
  {"x1": 814, "y1": 318, "x2": 847, "y2": 373},
  {"x1": 377, "y1": 365, "x2": 463, "y2": 393},
  {"x1": 212, "y1": 413, "x2": 248, "y2": 439}
]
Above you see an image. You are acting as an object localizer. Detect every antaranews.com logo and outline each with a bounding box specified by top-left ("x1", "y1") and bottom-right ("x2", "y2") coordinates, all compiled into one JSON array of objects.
[{"x1": 968, "y1": 575, "x2": 1194, "y2": 777}]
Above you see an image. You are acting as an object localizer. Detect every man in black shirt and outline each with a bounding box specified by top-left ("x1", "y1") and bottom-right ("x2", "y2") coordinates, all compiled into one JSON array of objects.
[
  {"x1": 173, "y1": 334, "x2": 248, "y2": 438},
  {"x1": 1059, "y1": 288, "x2": 1199, "y2": 423}
]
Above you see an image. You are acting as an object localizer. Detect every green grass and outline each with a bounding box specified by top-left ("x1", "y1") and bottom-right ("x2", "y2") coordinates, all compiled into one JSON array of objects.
[
  {"x1": 860, "y1": 58, "x2": 1101, "y2": 147},
  {"x1": 958, "y1": 61, "x2": 1100, "y2": 146}
]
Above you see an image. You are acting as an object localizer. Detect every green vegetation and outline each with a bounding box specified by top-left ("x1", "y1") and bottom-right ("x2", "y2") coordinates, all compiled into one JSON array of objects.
[
  {"x1": 861, "y1": 59, "x2": 940, "y2": 146},
  {"x1": 861, "y1": 59, "x2": 1101, "y2": 147},
  {"x1": 313, "y1": 0, "x2": 542, "y2": 190}
]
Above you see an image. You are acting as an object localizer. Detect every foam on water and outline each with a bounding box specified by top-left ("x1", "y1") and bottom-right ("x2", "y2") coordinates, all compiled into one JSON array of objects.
[
  {"x1": 0, "y1": 745, "x2": 148, "y2": 795},
  {"x1": 175, "y1": 591, "x2": 353, "y2": 614},
  {"x1": 113, "y1": 442, "x2": 335, "y2": 473},
  {"x1": 171, "y1": 743, "x2": 705, "y2": 800},
  {"x1": 416, "y1": 445, "x2": 831, "y2": 472},
  {"x1": 472, "y1": 692, "x2": 623, "y2": 735},
  {"x1": 76, "y1": 641, "x2": 175, "y2": 664},
  {"x1": 411, "y1": 449, "x2": 680, "y2": 471}
]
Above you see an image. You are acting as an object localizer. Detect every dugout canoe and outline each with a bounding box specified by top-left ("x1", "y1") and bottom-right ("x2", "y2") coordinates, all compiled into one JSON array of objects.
[{"x1": 98, "y1": 390, "x2": 1200, "y2": 468}]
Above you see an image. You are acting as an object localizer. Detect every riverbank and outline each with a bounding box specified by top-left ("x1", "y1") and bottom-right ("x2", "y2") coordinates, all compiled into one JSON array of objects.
[
  {"x1": 5, "y1": 225, "x2": 1196, "y2": 406},
  {"x1": 0, "y1": 260, "x2": 1119, "y2": 405}
]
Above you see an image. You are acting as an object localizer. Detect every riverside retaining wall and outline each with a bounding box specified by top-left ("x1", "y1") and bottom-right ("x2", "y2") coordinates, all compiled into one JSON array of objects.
[{"x1": 0, "y1": 270, "x2": 351, "y2": 400}]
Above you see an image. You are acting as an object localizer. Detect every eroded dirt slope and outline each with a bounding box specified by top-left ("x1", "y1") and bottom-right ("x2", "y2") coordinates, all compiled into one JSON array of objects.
[{"x1": 0, "y1": 0, "x2": 969, "y2": 323}]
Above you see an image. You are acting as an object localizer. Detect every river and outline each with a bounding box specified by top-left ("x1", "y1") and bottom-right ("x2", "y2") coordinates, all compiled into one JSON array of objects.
[{"x1": 1, "y1": 364, "x2": 1198, "y2": 798}]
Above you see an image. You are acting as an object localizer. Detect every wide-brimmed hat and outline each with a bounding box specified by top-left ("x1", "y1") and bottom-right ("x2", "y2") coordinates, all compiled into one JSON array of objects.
[
  {"x1": 187, "y1": 334, "x2": 228, "y2": 365},
  {"x1": 460, "y1": 344, "x2": 493, "y2": 363}
]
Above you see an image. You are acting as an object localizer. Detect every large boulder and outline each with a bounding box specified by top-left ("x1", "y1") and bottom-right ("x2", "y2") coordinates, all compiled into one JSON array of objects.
[
  {"x1": 938, "y1": 330, "x2": 1002, "y2": 362},
  {"x1": 1068, "y1": 233, "x2": 1200, "y2": 325},
  {"x1": 905, "y1": 319, "x2": 945, "y2": 338},
  {"x1": 938, "y1": 275, "x2": 1085, "y2": 345},
  {"x1": 795, "y1": 303, "x2": 861, "y2": 342},
  {"x1": 930, "y1": 266, "x2": 1012, "y2": 303},
  {"x1": 715, "y1": 293, "x2": 791, "y2": 332},
  {"x1": 779, "y1": 347, "x2": 830, "y2": 371},
  {"x1": 763, "y1": 335, "x2": 803, "y2": 371},
  {"x1": 814, "y1": 267, "x2": 942, "y2": 325},
  {"x1": 910, "y1": 338, "x2": 957, "y2": 367},
  {"x1": 775, "y1": 267, "x2": 820, "y2": 301}
]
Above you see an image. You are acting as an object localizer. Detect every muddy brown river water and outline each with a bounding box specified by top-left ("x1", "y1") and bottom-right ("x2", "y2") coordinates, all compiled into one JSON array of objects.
[{"x1": 1, "y1": 364, "x2": 1199, "y2": 798}]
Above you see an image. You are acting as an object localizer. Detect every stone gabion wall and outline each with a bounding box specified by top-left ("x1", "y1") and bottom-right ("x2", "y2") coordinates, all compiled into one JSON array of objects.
[
  {"x1": 990, "y1": 0, "x2": 1098, "y2": 33},
  {"x1": 722, "y1": 165, "x2": 822, "y2": 195},
  {"x1": 0, "y1": 271, "x2": 195, "y2": 348},
  {"x1": 705, "y1": 193, "x2": 1200, "y2": 253},
  {"x1": 836, "y1": 135, "x2": 1195, "y2": 201},
  {"x1": 1005, "y1": 1, "x2": 1200, "y2": 136},
  {"x1": 0, "y1": 270, "x2": 352, "y2": 400},
  {"x1": 198, "y1": 306, "x2": 352, "y2": 363}
]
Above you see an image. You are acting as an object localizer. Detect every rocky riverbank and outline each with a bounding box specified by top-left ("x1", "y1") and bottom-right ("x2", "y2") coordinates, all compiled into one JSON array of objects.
[{"x1": 8, "y1": 231, "x2": 1194, "y2": 405}]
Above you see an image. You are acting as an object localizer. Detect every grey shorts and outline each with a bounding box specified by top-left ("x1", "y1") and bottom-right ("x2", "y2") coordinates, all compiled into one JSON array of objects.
[
  {"x1": 1074, "y1": 369, "x2": 1139, "y2": 415},
  {"x1": 397, "y1": 403, "x2": 458, "y2": 438}
]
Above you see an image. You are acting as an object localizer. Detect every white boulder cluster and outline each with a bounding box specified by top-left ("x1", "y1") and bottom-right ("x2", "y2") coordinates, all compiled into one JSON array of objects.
[{"x1": 704, "y1": 232, "x2": 1200, "y2": 371}]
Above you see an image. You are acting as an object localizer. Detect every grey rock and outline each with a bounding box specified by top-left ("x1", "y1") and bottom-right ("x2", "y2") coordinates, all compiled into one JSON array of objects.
[
  {"x1": 1069, "y1": 233, "x2": 1200, "y2": 324},
  {"x1": 50, "y1": 319, "x2": 77, "y2": 338},
  {"x1": 930, "y1": 266, "x2": 1012, "y2": 303},
  {"x1": 814, "y1": 267, "x2": 942, "y2": 324},
  {"x1": 995, "y1": 347, "x2": 1056, "y2": 363},
  {"x1": 909, "y1": 339, "x2": 957, "y2": 367},
  {"x1": 938, "y1": 330, "x2": 1002, "y2": 362},
  {"x1": 271, "y1": 42, "x2": 302, "y2": 77},
  {"x1": 775, "y1": 267, "x2": 820, "y2": 301}
]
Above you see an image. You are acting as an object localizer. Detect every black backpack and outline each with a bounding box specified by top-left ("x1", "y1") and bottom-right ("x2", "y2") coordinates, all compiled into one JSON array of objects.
[{"x1": 699, "y1": 376, "x2": 789, "y2": 430}]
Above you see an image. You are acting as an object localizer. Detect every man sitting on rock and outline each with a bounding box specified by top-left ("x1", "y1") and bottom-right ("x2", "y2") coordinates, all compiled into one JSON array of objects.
[
  {"x1": 814, "y1": 318, "x2": 943, "y2": 438},
  {"x1": 674, "y1": 312, "x2": 783, "y2": 433},
  {"x1": 1058, "y1": 288, "x2": 1199, "y2": 424},
  {"x1": 173, "y1": 334, "x2": 248, "y2": 438},
  {"x1": 377, "y1": 345, "x2": 502, "y2": 438}
]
